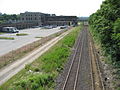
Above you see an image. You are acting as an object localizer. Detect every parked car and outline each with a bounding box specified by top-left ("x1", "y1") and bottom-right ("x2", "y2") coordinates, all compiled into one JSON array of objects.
[
  {"x1": 43, "y1": 26, "x2": 53, "y2": 29},
  {"x1": 2, "y1": 27, "x2": 19, "y2": 33},
  {"x1": 32, "y1": 26, "x2": 40, "y2": 28},
  {"x1": 60, "y1": 26, "x2": 68, "y2": 29},
  {"x1": 51, "y1": 25, "x2": 57, "y2": 28}
]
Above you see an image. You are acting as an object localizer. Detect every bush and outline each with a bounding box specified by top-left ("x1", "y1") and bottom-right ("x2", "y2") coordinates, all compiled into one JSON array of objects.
[
  {"x1": 25, "y1": 64, "x2": 31, "y2": 71},
  {"x1": 34, "y1": 68, "x2": 40, "y2": 72},
  {"x1": 89, "y1": 0, "x2": 120, "y2": 62},
  {"x1": 14, "y1": 74, "x2": 54, "y2": 90}
]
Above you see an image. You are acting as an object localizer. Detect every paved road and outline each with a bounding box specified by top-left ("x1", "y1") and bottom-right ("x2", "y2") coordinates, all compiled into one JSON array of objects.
[{"x1": 0, "y1": 27, "x2": 63, "y2": 56}]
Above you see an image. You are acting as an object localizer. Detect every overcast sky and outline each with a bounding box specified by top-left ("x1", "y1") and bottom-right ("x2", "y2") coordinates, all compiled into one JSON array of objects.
[{"x1": 0, "y1": 0, "x2": 104, "y2": 16}]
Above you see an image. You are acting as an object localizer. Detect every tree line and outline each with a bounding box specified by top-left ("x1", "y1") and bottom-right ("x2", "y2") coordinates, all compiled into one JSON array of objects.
[
  {"x1": 0, "y1": 14, "x2": 20, "y2": 24},
  {"x1": 89, "y1": 0, "x2": 120, "y2": 63}
]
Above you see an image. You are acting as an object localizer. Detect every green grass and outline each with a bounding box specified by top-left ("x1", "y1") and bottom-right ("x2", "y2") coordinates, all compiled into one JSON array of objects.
[
  {"x1": 35, "y1": 36, "x2": 43, "y2": 38},
  {"x1": 0, "y1": 32, "x2": 4, "y2": 35},
  {"x1": 0, "y1": 26, "x2": 82, "y2": 90},
  {"x1": 16, "y1": 33, "x2": 28, "y2": 36},
  {"x1": 0, "y1": 36, "x2": 14, "y2": 40}
]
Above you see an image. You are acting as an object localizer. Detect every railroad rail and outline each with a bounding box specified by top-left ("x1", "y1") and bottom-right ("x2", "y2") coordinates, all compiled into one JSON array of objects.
[
  {"x1": 62, "y1": 26, "x2": 85, "y2": 90},
  {"x1": 88, "y1": 30, "x2": 105, "y2": 90},
  {"x1": 58, "y1": 25, "x2": 104, "y2": 90}
]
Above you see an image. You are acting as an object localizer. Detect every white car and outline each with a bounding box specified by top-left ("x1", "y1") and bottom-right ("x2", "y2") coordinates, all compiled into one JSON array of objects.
[{"x1": 2, "y1": 27, "x2": 19, "y2": 33}]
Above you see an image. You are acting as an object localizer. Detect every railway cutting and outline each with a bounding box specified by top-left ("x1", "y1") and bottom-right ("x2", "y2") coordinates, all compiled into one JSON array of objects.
[{"x1": 56, "y1": 25, "x2": 104, "y2": 90}]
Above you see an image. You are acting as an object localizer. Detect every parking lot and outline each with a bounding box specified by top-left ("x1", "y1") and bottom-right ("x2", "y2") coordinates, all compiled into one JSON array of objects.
[{"x1": 0, "y1": 27, "x2": 63, "y2": 56}]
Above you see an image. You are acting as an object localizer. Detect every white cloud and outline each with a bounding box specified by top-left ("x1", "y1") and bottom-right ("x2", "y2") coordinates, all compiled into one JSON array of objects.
[{"x1": 0, "y1": 0, "x2": 104, "y2": 16}]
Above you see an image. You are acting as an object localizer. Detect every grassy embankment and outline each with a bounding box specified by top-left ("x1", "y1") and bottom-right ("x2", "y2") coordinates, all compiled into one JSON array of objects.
[
  {"x1": 0, "y1": 25, "x2": 82, "y2": 90},
  {"x1": 0, "y1": 37, "x2": 14, "y2": 40},
  {"x1": 35, "y1": 36, "x2": 43, "y2": 38},
  {"x1": 0, "y1": 32, "x2": 4, "y2": 35},
  {"x1": 16, "y1": 33, "x2": 28, "y2": 36}
]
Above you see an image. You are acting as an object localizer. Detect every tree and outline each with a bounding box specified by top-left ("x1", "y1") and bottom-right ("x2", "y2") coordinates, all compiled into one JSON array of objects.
[{"x1": 89, "y1": 0, "x2": 120, "y2": 62}]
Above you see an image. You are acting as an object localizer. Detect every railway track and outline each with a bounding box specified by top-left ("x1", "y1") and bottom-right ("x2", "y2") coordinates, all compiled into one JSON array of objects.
[
  {"x1": 88, "y1": 30, "x2": 105, "y2": 90},
  {"x1": 57, "y1": 25, "x2": 104, "y2": 90}
]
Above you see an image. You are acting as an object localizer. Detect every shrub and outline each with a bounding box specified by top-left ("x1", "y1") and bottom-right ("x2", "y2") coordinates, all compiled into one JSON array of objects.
[{"x1": 14, "y1": 74, "x2": 54, "y2": 90}]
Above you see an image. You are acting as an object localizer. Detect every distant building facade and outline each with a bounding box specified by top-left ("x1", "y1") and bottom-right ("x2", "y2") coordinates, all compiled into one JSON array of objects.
[
  {"x1": 45, "y1": 16, "x2": 78, "y2": 26},
  {"x1": 20, "y1": 12, "x2": 50, "y2": 26},
  {"x1": 0, "y1": 12, "x2": 78, "y2": 30},
  {"x1": 20, "y1": 12, "x2": 78, "y2": 26}
]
